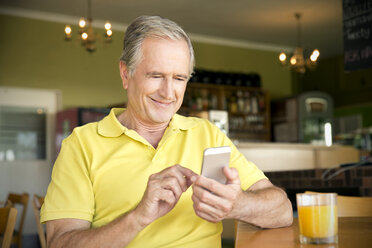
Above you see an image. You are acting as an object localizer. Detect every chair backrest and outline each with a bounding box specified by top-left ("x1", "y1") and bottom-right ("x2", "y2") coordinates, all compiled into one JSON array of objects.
[
  {"x1": 304, "y1": 191, "x2": 372, "y2": 217},
  {"x1": 32, "y1": 194, "x2": 46, "y2": 248},
  {"x1": 0, "y1": 206, "x2": 18, "y2": 248},
  {"x1": 1, "y1": 200, "x2": 13, "y2": 208},
  {"x1": 7, "y1": 193, "x2": 29, "y2": 241},
  {"x1": 337, "y1": 195, "x2": 372, "y2": 217}
]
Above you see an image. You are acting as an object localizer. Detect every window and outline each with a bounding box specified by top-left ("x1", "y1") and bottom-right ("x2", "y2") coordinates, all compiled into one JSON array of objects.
[{"x1": 0, "y1": 106, "x2": 46, "y2": 161}]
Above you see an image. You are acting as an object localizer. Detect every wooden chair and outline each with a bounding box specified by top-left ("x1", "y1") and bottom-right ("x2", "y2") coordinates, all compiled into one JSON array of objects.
[
  {"x1": 337, "y1": 195, "x2": 372, "y2": 217},
  {"x1": 221, "y1": 219, "x2": 236, "y2": 247},
  {"x1": 32, "y1": 194, "x2": 46, "y2": 248},
  {"x1": 0, "y1": 206, "x2": 18, "y2": 248},
  {"x1": 304, "y1": 191, "x2": 372, "y2": 217},
  {"x1": 0, "y1": 200, "x2": 13, "y2": 208},
  {"x1": 7, "y1": 193, "x2": 29, "y2": 248}
]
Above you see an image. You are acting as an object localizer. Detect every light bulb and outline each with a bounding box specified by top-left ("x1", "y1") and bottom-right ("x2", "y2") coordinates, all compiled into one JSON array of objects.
[
  {"x1": 81, "y1": 32, "x2": 88, "y2": 40},
  {"x1": 36, "y1": 108, "x2": 44, "y2": 114},
  {"x1": 310, "y1": 54, "x2": 317, "y2": 62},
  {"x1": 64, "y1": 25, "x2": 72, "y2": 35},
  {"x1": 290, "y1": 57, "x2": 297, "y2": 65},
  {"x1": 312, "y1": 49, "x2": 320, "y2": 58},
  {"x1": 310, "y1": 49, "x2": 320, "y2": 62},
  {"x1": 104, "y1": 22, "x2": 112, "y2": 31},
  {"x1": 106, "y1": 29, "x2": 113, "y2": 37},
  {"x1": 79, "y1": 18, "x2": 86, "y2": 28},
  {"x1": 279, "y1": 53, "x2": 286, "y2": 62}
]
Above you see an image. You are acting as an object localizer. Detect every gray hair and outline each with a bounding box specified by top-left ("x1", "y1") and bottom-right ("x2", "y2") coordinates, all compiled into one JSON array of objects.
[{"x1": 120, "y1": 15, "x2": 195, "y2": 78}]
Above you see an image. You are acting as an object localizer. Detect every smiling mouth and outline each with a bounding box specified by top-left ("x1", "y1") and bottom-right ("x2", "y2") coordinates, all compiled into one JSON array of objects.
[{"x1": 150, "y1": 97, "x2": 174, "y2": 107}]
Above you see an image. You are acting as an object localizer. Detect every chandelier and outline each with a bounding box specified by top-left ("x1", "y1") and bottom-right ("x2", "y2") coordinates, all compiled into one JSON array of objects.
[
  {"x1": 64, "y1": 0, "x2": 113, "y2": 52},
  {"x1": 279, "y1": 13, "x2": 320, "y2": 73}
]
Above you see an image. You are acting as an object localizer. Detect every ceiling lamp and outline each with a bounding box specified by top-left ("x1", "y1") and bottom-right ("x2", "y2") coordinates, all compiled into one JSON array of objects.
[
  {"x1": 279, "y1": 13, "x2": 320, "y2": 73},
  {"x1": 64, "y1": 0, "x2": 113, "y2": 52}
]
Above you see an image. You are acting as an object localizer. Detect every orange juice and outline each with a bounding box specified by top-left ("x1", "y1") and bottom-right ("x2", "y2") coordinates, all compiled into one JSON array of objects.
[{"x1": 298, "y1": 205, "x2": 338, "y2": 238}]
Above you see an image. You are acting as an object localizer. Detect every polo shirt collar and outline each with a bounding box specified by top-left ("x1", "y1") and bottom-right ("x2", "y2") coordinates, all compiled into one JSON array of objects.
[
  {"x1": 98, "y1": 108, "x2": 198, "y2": 138},
  {"x1": 168, "y1": 114, "x2": 198, "y2": 131},
  {"x1": 98, "y1": 108, "x2": 126, "y2": 137}
]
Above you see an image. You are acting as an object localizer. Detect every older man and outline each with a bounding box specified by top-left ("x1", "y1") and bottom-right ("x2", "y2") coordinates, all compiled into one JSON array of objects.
[{"x1": 41, "y1": 16, "x2": 292, "y2": 248}]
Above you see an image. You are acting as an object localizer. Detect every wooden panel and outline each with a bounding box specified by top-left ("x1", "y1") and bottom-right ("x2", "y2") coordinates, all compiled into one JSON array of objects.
[
  {"x1": 222, "y1": 219, "x2": 235, "y2": 239},
  {"x1": 239, "y1": 147, "x2": 315, "y2": 172},
  {"x1": 315, "y1": 146, "x2": 359, "y2": 169},
  {"x1": 237, "y1": 143, "x2": 359, "y2": 172}
]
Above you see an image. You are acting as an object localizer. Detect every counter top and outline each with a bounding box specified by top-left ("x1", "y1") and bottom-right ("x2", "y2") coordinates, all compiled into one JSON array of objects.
[{"x1": 236, "y1": 142, "x2": 359, "y2": 172}]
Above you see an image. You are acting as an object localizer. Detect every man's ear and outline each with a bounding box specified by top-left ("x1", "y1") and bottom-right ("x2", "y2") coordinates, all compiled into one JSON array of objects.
[{"x1": 119, "y1": 61, "x2": 129, "y2": 90}]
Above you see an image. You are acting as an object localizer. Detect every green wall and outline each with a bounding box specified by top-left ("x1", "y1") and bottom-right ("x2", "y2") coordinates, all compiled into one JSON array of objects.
[
  {"x1": 0, "y1": 14, "x2": 125, "y2": 109},
  {"x1": 294, "y1": 56, "x2": 372, "y2": 107},
  {"x1": 334, "y1": 103, "x2": 372, "y2": 127},
  {"x1": 193, "y1": 42, "x2": 291, "y2": 99},
  {"x1": 293, "y1": 56, "x2": 372, "y2": 127},
  {"x1": 0, "y1": 14, "x2": 292, "y2": 109}
]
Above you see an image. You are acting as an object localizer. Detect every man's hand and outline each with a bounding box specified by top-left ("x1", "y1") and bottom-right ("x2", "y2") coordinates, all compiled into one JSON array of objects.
[
  {"x1": 134, "y1": 165, "x2": 197, "y2": 227},
  {"x1": 191, "y1": 166, "x2": 243, "y2": 223},
  {"x1": 192, "y1": 166, "x2": 293, "y2": 228}
]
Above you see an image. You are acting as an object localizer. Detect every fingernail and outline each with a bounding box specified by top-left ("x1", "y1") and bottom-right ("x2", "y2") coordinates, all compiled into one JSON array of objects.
[{"x1": 191, "y1": 176, "x2": 196, "y2": 182}]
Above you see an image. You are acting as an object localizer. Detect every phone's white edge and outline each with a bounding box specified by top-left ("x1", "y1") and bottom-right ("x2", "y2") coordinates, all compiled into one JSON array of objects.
[{"x1": 204, "y1": 146, "x2": 231, "y2": 156}]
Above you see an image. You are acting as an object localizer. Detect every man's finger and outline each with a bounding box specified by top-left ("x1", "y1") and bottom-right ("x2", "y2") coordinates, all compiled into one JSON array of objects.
[
  {"x1": 159, "y1": 165, "x2": 197, "y2": 191},
  {"x1": 194, "y1": 175, "x2": 227, "y2": 196},
  {"x1": 192, "y1": 193, "x2": 225, "y2": 220},
  {"x1": 192, "y1": 184, "x2": 229, "y2": 206},
  {"x1": 162, "y1": 177, "x2": 183, "y2": 199},
  {"x1": 157, "y1": 188, "x2": 177, "y2": 206},
  {"x1": 193, "y1": 206, "x2": 221, "y2": 223},
  {"x1": 224, "y1": 166, "x2": 240, "y2": 185},
  {"x1": 176, "y1": 165, "x2": 198, "y2": 185}
]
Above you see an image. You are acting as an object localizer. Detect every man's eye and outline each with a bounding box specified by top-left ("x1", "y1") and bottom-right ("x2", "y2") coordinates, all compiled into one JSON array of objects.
[{"x1": 175, "y1": 77, "x2": 186, "y2": 81}]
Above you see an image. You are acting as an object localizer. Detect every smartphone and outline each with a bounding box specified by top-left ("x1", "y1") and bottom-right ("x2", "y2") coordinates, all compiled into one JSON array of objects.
[{"x1": 201, "y1": 146, "x2": 231, "y2": 184}]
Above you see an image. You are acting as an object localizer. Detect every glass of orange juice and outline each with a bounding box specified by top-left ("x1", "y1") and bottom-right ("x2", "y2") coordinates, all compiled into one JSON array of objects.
[{"x1": 296, "y1": 193, "x2": 338, "y2": 244}]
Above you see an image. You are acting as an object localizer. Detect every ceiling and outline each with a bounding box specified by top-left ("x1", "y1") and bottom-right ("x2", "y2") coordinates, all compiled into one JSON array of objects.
[{"x1": 0, "y1": 0, "x2": 344, "y2": 58}]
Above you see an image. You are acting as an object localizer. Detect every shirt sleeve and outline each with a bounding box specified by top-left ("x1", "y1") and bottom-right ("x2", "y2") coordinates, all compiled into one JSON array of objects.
[{"x1": 40, "y1": 129, "x2": 95, "y2": 223}]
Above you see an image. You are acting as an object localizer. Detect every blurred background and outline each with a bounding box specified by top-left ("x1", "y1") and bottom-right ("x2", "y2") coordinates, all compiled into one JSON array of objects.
[{"x1": 0, "y1": 0, "x2": 371, "y2": 247}]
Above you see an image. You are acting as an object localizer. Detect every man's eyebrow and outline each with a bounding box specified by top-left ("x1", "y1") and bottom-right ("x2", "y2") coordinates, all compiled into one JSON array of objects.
[
  {"x1": 146, "y1": 71, "x2": 163, "y2": 76},
  {"x1": 176, "y1": 74, "x2": 188, "y2": 79},
  {"x1": 146, "y1": 71, "x2": 188, "y2": 79}
]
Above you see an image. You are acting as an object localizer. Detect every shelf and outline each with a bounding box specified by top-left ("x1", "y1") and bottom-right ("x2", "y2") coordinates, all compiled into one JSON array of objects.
[
  {"x1": 182, "y1": 82, "x2": 271, "y2": 142},
  {"x1": 229, "y1": 132, "x2": 268, "y2": 141},
  {"x1": 188, "y1": 82, "x2": 263, "y2": 92},
  {"x1": 229, "y1": 112, "x2": 266, "y2": 117}
]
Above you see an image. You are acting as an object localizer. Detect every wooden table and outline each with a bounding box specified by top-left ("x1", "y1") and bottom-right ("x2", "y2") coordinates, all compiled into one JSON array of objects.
[{"x1": 235, "y1": 217, "x2": 372, "y2": 248}]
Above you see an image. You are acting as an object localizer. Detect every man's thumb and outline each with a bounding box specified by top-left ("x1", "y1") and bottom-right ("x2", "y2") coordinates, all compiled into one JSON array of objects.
[{"x1": 224, "y1": 166, "x2": 240, "y2": 185}]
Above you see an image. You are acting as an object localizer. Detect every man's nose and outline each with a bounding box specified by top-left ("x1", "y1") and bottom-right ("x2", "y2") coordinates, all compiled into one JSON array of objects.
[{"x1": 159, "y1": 78, "x2": 174, "y2": 100}]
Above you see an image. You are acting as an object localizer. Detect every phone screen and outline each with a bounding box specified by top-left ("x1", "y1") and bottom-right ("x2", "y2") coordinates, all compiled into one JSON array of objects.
[{"x1": 201, "y1": 146, "x2": 231, "y2": 184}]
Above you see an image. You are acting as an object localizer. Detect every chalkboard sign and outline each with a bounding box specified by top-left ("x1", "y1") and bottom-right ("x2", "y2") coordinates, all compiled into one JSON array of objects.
[{"x1": 343, "y1": 0, "x2": 372, "y2": 71}]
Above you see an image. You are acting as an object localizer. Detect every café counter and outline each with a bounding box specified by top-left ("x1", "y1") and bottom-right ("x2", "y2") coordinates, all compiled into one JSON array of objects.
[{"x1": 236, "y1": 142, "x2": 359, "y2": 172}]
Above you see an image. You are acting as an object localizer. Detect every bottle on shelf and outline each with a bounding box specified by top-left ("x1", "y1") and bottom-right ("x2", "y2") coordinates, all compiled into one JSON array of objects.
[
  {"x1": 258, "y1": 92, "x2": 266, "y2": 112},
  {"x1": 180, "y1": 74, "x2": 270, "y2": 142},
  {"x1": 201, "y1": 89, "x2": 209, "y2": 110},
  {"x1": 243, "y1": 91, "x2": 251, "y2": 114},
  {"x1": 195, "y1": 90, "x2": 203, "y2": 111},
  {"x1": 251, "y1": 93, "x2": 259, "y2": 115},
  {"x1": 209, "y1": 94, "x2": 218, "y2": 110},
  {"x1": 228, "y1": 92, "x2": 238, "y2": 113},
  {"x1": 237, "y1": 90, "x2": 245, "y2": 113}
]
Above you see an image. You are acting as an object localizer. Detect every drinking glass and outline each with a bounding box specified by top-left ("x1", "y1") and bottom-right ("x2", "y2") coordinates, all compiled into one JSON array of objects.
[{"x1": 296, "y1": 193, "x2": 338, "y2": 244}]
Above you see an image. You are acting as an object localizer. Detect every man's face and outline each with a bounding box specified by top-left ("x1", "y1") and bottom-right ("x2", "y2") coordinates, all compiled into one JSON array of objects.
[{"x1": 120, "y1": 37, "x2": 190, "y2": 126}]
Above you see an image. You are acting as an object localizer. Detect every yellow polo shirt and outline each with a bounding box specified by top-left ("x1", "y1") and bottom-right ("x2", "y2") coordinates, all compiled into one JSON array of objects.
[{"x1": 41, "y1": 108, "x2": 267, "y2": 248}]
